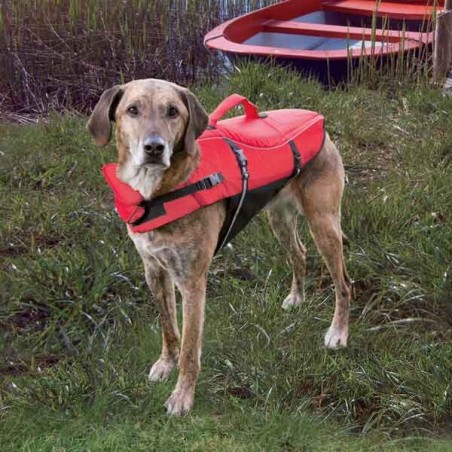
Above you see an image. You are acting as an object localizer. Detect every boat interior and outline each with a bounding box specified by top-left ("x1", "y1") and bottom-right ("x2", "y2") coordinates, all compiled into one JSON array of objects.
[{"x1": 238, "y1": 0, "x2": 441, "y2": 52}]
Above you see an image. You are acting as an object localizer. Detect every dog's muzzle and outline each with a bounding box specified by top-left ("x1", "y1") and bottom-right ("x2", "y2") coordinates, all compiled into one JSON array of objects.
[{"x1": 143, "y1": 135, "x2": 168, "y2": 164}]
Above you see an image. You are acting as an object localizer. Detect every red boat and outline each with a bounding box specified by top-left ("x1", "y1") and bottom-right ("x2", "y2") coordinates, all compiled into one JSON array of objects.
[{"x1": 204, "y1": 0, "x2": 444, "y2": 82}]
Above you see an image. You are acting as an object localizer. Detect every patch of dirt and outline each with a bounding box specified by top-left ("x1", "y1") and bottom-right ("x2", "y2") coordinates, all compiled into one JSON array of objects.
[
  {"x1": 213, "y1": 267, "x2": 258, "y2": 281},
  {"x1": 34, "y1": 235, "x2": 60, "y2": 249},
  {"x1": 0, "y1": 244, "x2": 28, "y2": 257},
  {"x1": 352, "y1": 278, "x2": 381, "y2": 303},
  {"x1": 353, "y1": 397, "x2": 381, "y2": 422},
  {"x1": 344, "y1": 146, "x2": 399, "y2": 189},
  {"x1": 1, "y1": 234, "x2": 61, "y2": 258},
  {"x1": 0, "y1": 305, "x2": 50, "y2": 333},
  {"x1": 0, "y1": 355, "x2": 62, "y2": 377},
  {"x1": 226, "y1": 386, "x2": 254, "y2": 399}
]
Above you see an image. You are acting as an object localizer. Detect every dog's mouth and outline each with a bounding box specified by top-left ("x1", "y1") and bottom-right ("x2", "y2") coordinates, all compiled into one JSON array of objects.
[
  {"x1": 140, "y1": 161, "x2": 171, "y2": 172},
  {"x1": 143, "y1": 156, "x2": 169, "y2": 167},
  {"x1": 141, "y1": 149, "x2": 172, "y2": 169}
]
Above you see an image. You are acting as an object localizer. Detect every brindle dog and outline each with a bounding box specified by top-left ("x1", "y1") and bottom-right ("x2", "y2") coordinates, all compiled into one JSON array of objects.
[{"x1": 88, "y1": 79, "x2": 351, "y2": 416}]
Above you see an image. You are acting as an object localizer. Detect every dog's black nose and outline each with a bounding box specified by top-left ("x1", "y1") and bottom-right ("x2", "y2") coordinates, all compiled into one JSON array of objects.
[{"x1": 143, "y1": 136, "x2": 166, "y2": 156}]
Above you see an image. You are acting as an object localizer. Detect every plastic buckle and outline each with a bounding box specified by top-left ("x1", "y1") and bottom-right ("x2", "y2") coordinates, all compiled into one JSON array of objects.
[
  {"x1": 197, "y1": 173, "x2": 224, "y2": 190},
  {"x1": 234, "y1": 150, "x2": 249, "y2": 179},
  {"x1": 208, "y1": 172, "x2": 224, "y2": 186},
  {"x1": 235, "y1": 149, "x2": 248, "y2": 167},
  {"x1": 196, "y1": 179, "x2": 209, "y2": 190}
]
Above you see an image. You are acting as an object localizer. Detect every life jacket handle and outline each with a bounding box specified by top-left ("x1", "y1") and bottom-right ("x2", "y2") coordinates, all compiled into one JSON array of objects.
[{"x1": 209, "y1": 94, "x2": 260, "y2": 127}]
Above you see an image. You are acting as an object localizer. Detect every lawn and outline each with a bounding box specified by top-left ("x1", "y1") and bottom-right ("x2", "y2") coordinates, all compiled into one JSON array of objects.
[{"x1": 1, "y1": 64, "x2": 451, "y2": 450}]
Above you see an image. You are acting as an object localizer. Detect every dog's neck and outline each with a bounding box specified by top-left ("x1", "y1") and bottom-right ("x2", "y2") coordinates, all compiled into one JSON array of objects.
[{"x1": 117, "y1": 145, "x2": 200, "y2": 200}]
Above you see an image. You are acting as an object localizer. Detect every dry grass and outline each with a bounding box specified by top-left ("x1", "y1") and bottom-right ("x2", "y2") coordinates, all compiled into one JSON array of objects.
[{"x1": 0, "y1": 0, "x2": 277, "y2": 115}]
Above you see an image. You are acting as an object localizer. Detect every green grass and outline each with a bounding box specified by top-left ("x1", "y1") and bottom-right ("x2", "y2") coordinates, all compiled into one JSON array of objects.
[{"x1": 1, "y1": 64, "x2": 452, "y2": 450}]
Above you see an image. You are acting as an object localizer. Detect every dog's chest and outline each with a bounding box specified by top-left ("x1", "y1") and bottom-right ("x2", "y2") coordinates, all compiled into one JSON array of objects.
[
  {"x1": 128, "y1": 229, "x2": 187, "y2": 278},
  {"x1": 128, "y1": 229, "x2": 161, "y2": 255}
]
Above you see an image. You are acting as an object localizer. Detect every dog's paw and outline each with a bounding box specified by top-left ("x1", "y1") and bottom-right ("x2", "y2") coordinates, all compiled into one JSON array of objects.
[
  {"x1": 164, "y1": 388, "x2": 194, "y2": 416},
  {"x1": 324, "y1": 326, "x2": 348, "y2": 349},
  {"x1": 281, "y1": 292, "x2": 304, "y2": 310},
  {"x1": 148, "y1": 357, "x2": 176, "y2": 382}
]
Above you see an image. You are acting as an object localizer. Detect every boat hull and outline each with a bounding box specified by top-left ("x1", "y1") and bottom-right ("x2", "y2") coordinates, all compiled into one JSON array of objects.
[{"x1": 204, "y1": 0, "x2": 443, "y2": 83}]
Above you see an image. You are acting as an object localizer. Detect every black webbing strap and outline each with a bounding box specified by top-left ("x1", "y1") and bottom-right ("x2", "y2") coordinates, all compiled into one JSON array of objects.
[
  {"x1": 224, "y1": 138, "x2": 249, "y2": 180},
  {"x1": 216, "y1": 138, "x2": 249, "y2": 251},
  {"x1": 131, "y1": 172, "x2": 224, "y2": 226},
  {"x1": 289, "y1": 140, "x2": 302, "y2": 177}
]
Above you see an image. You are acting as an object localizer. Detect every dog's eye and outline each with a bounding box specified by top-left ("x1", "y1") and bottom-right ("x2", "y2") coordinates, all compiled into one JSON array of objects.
[
  {"x1": 168, "y1": 106, "x2": 179, "y2": 118},
  {"x1": 127, "y1": 105, "x2": 138, "y2": 117}
]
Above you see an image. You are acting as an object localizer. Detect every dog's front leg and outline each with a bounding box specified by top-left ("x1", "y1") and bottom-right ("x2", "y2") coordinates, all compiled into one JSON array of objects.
[
  {"x1": 165, "y1": 275, "x2": 207, "y2": 416},
  {"x1": 144, "y1": 260, "x2": 181, "y2": 381}
]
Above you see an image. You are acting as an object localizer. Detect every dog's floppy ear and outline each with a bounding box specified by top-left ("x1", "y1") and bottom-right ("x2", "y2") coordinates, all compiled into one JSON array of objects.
[
  {"x1": 181, "y1": 89, "x2": 208, "y2": 156},
  {"x1": 87, "y1": 85, "x2": 124, "y2": 147}
]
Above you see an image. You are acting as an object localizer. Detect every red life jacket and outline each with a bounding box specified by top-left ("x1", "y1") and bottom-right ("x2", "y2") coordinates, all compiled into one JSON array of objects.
[{"x1": 103, "y1": 94, "x2": 325, "y2": 251}]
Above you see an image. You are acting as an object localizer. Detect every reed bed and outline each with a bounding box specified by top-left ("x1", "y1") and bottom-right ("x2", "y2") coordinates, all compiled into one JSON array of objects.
[
  {"x1": 0, "y1": 0, "x2": 277, "y2": 115},
  {"x1": 345, "y1": 10, "x2": 437, "y2": 87}
]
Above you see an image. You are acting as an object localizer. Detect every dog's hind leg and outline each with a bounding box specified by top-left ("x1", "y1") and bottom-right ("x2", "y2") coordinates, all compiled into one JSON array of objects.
[
  {"x1": 268, "y1": 193, "x2": 307, "y2": 309},
  {"x1": 296, "y1": 142, "x2": 351, "y2": 348},
  {"x1": 144, "y1": 261, "x2": 181, "y2": 382},
  {"x1": 305, "y1": 210, "x2": 351, "y2": 348}
]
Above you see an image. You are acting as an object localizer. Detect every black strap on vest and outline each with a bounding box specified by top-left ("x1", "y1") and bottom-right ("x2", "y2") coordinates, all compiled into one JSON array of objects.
[
  {"x1": 289, "y1": 140, "x2": 302, "y2": 176},
  {"x1": 216, "y1": 138, "x2": 249, "y2": 251},
  {"x1": 215, "y1": 139, "x2": 302, "y2": 253},
  {"x1": 131, "y1": 172, "x2": 224, "y2": 226}
]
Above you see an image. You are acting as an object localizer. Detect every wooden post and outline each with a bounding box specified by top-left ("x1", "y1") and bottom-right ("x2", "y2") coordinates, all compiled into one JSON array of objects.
[{"x1": 433, "y1": 0, "x2": 452, "y2": 84}]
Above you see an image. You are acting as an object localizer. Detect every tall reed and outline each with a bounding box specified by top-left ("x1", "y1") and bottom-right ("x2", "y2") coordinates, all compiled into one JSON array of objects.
[
  {"x1": 346, "y1": 8, "x2": 435, "y2": 88},
  {"x1": 0, "y1": 0, "x2": 277, "y2": 115}
]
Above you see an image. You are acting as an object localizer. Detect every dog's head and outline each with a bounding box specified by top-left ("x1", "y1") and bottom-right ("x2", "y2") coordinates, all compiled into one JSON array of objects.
[{"x1": 88, "y1": 79, "x2": 208, "y2": 171}]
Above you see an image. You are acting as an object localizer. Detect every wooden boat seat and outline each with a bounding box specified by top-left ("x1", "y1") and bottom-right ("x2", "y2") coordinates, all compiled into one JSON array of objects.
[
  {"x1": 263, "y1": 20, "x2": 424, "y2": 42},
  {"x1": 321, "y1": 0, "x2": 441, "y2": 20}
]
